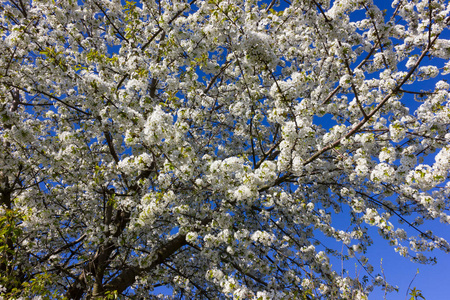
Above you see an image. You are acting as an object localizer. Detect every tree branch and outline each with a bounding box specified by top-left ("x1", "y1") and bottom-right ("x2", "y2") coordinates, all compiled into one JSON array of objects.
[
  {"x1": 103, "y1": 234, "x2": 187, "y2": 294},
  {"x1": 304, "y1": 34, "x2": 440, "y2": 166}
]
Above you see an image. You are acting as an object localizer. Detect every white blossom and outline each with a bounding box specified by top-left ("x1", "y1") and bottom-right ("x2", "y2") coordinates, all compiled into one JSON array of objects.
[{"x1": 0, "y1": 0, "x2": 449, "y2": 299}]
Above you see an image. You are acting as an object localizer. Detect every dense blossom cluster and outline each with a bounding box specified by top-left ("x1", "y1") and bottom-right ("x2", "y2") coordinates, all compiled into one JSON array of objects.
[{"x1": 0, "y1": 0, "x2": 449, "y2": 299}]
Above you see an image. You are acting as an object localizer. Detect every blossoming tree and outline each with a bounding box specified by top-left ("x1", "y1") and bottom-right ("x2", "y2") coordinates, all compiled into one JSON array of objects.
[{"x1": 0, "y1": 0, "x2": 449, "y2": 298}]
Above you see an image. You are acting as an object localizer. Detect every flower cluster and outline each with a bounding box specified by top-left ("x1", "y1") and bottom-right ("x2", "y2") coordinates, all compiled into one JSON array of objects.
[{"x1": 0, "y1": 0, "x2": 449, "y2": 299}]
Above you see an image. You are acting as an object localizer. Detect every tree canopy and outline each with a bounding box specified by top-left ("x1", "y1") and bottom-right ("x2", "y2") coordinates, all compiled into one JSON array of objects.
[{"x1": 0, "y1": 0, "x2": 449, "y2": 299}]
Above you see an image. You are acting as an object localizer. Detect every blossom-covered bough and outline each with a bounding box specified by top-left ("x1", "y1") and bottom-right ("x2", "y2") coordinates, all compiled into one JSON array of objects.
[{"x1": 0, "y1": 0, "x2": 449, "y2": 298}]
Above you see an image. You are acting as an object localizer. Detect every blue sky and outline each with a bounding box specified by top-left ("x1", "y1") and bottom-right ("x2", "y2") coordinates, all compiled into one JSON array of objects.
[
  {"x1": 368, "y1": 221, "x2": 450, "y2": 299},
  {"x1": 340, "y1": 1, "x2": 450, "y2": 298},
  {"x1": 301, "y1": 0, "x2": 450, "y2": 297}
]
